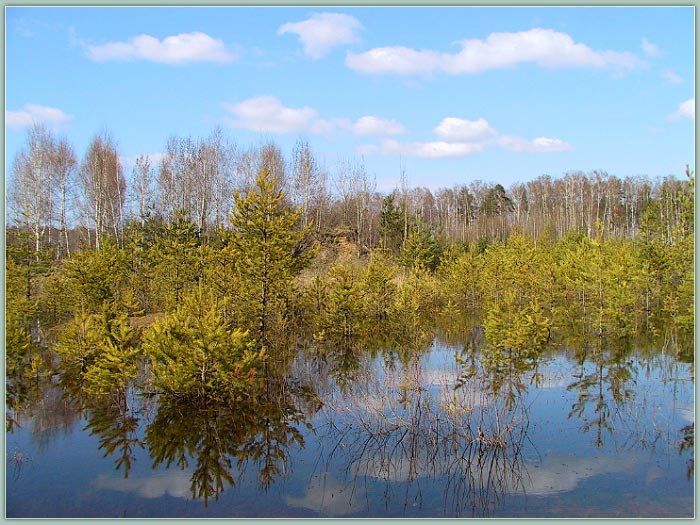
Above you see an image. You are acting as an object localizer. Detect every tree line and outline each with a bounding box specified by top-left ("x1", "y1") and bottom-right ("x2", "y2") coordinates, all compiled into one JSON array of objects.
[{"x1": 8, "y1": 123, "x2": 693, "y2": 259}]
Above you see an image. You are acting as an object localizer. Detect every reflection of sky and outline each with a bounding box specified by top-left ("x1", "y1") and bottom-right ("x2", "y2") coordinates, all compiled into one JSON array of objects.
[
  {"x1": 285, "y1": 473, "x2": 366, "y2": 517},
  {"x1": 520, "y1": 454, "x2": 639, "y2": 497},
  {"x1": 94, "y1": 471, "x2": 193, "y2": 500}
]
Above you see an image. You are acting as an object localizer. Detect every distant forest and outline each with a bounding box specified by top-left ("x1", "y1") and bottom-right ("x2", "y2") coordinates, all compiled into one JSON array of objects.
[
  {"x1": 7, "y1": 124, "x2": 694, "y2": 255},
  {"x1": 6, "y1": 123, "x2": 694, "y2": 404}
]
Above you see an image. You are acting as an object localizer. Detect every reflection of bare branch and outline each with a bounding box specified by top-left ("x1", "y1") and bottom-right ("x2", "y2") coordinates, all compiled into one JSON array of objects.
[{"x1": 310, "y1": 352, "x2": 529, "y2": 517}]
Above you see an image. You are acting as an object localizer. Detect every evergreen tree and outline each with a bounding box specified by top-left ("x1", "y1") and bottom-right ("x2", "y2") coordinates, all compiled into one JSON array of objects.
[
  {"x1": 142, "y1": 288, "x2": 262, "y2": 399},
  {"x1": 148, "y1": 212, "x2": 203, "y2": 312},
  {"x1": 380, "y1": 192, "x2": 404, "y2": 252},
  {"x1": 400, "y1": 223, "x2": 441, "y2": 272},
  {"x1": 226, "y1": 166, "x2": 313, "y2": 349}
]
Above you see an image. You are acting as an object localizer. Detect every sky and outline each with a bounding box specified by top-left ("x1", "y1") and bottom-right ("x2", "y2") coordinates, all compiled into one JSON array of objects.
[{"x1": 5, "y1": 6, "x2": 695, "y2": 193}]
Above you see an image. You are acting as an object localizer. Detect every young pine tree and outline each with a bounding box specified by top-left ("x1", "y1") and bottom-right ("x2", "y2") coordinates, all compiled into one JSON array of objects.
[{"x1": 226, "y1": 167, "x2": 313, "y2": 349}]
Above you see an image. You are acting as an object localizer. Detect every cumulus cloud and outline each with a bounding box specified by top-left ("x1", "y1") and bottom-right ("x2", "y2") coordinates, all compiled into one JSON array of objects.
[
  {"x1": 223, "y1": 95, "x2": 334, "y2": 134},
  {"x1": 367, "y1": 116, "x2": 571, "y2": 159},
  {"x1": 670, "y1": 98, "x2": 695, "y2": 121},
  {"x1": 641, "y1": 37, "x2": 660, "y2": 57},
  {"x1": 381, "y1": 139, "x2": 484, "y2": 159},
  {"x1": 278, "y1": 13, "x2": 362, "y2": 59},
  {"x1": 434, "y1": 117, "x2": 497, "y2": 142},
  {"x1": 498, "y1": 135, "x2": 573, "y2": 153},
  {"x1": 223, "y1": 96, "x2": 406, "y2": 137},
  {"x1": 351, "y1": 115, "x2": 405, "y2": 135},
  {"x1": 347, "y1": 28, "x2": 644, "y2": 76},
  {"x1": 6, "y1": 103, "x2": 72, "y2": 129},
  {"x1": 355, "y1": 144, "x2": 379, "y2": 156},
  {"x1": 86, "y1": 31, "x2": 236, "y2": 64}
]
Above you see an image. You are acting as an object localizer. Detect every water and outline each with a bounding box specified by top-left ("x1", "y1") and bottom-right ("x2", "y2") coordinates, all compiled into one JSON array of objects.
[{"x1": 5, "y1": 338, "x2": 694, "y2": 518}]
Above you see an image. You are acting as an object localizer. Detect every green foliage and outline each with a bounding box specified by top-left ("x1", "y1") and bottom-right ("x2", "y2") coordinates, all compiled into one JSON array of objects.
[
  {"x1": 147, "y1": 213, "x2": 203, "y2": 312},
  {"x1": 400, "y1": 223, "x2": 441, "y2": 272},
  {"x1": 359, "y1": 251, "x2": 397, "y2": 322},
  {"x1": 389, "y1": 269, "x2": 437, "y2": 351},
  {"x1": 322, "y1": 263, "x2": 363, "y2": 339},
  {"x1": 553, "y1": 234, "x2": 642, "y2": 342},
  {"x1": 437, "y1": 246, "x2": 484, "y2": 313},
  {"x1": 54, "y1": 304, "x2": 141, "y2": 396},
  {"x1": 142, "y1": 289, "x2": 263, "y2": 399},
  {"x1": 380, "y1": 192, "x2": 404, "y2": 252},
  {"x1": 61, "y1": 241, "x2": 127, "y2": 313},
  {"x1": 483, "y1": 295, "x2": 551, "y2": 368},
  {"x1": 226, "y1": 167, "x2": 313, "y2": 347}
]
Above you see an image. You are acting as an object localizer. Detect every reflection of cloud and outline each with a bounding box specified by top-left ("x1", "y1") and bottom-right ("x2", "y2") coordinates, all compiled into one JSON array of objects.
[
  {"x1": 94, "y1": 471, "x2": 192, "y2": 499},
  {"x1": 285, "y1": 473, "x2": 366, "y2": 516},
  {"x1": 677, "y1": 406, "x2": 694, "y2": 423},
  {"x1": 521, "y1": 455, "x2": 637, "y2": 496}
]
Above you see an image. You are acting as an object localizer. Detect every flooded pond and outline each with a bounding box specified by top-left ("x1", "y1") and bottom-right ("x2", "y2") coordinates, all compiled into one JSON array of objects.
[{"x1": 6, "y1": 333, "x2": 694, "y2": 518}]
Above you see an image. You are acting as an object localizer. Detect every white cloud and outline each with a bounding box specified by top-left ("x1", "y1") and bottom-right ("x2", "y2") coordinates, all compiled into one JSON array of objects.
[
  {"x1": 223, "y1": 95, "x2": 331, "y2": 134},
  {"x1": 278, "y1": 13, "x2": 362, "y2": 59},
  {"x1": 381, "y1": 139, "x2": 484, "y2": 159},
  {"x1": 285, "y1": 473, "x2": 366, "y2": 516},
  {"x1": 86, "y1": 32, "x2": 236, "y2": 64},
  {"x1": 434, "y1": 117, "x2": 497, "y2": 142},
  {"x1": 498, "y1": 135, "x2": 573, "y2": 153},
  {"x1": 641, "y1": 37, "x2": 660, "y2": 57},
  {"x1": 94, "y1": 471, "x2": 192, "y2": 499},
  {"x1": 6, "y1": 103, "x2": 72, "y2": 129},
  {"x1": 360, "y1": 115, "x2": 571, "y2": 159},
  {"x1": 351, "y1": 115, "x2": 405, "y2": 135},
  {"x1": 662, "y1": 70, "x2": 683, "y2": 84},
  {"x1": 347, "y1": 28, "x2": 644, "y2": 76},
  {"x1": 347, "y1": 46, "x2": 442, "y2": 75},
  {"x1": 670, "y1": 98, "x2": 695, "y2": 121},
  {"x1": 521, "y1": 454, "x2": 638, "y2": 497}
]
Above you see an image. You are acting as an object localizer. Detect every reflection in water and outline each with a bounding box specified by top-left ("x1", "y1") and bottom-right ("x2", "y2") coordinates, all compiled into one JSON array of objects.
[
  {"x1": 566, "y1": 341, "x2": 636, "y2": 447},
  {"x1": 285, "y1": 472, "x2": 367, "y2": 516},
  {"x1": 85, "y1": 393, "x2": 146, "y2": 478},
  {"x1": 302, "y1": 346, "x2": 530, "y2": 517},
  {"x1": 145, "y1": 377, "x2": 312, "y2": 505},
  {"x1": 520, "y1": 454, "x2": 638, "y2": 496},
  {"x1": 679, "y1": 422, "x2": 694, "y2": 480},
  {"x1": 94, "y1": 470, "x2": 192, "y2": 499},
  {"x1": 5, "y1": 322, "x2": 694, "y2": 518}
]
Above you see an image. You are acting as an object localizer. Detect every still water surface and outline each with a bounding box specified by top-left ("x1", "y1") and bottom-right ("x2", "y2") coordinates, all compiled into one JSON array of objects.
[{"x1": 6, "y1": 338, "x2": 694, "y2": 518}]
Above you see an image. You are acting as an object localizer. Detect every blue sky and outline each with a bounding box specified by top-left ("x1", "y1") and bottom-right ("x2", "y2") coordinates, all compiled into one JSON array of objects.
[{"x1": 5, "y1": 6, "x2": 695, "y2": 193}]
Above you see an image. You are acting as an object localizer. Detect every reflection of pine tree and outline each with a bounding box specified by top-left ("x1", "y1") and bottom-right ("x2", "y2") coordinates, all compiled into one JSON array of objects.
[
  {"x1": 146, "y1": 381, "x2": 311, "y2": 505},
  {"x1": 85, "y1": 396, "x2": 144, "y2": 478},
  {"x1": 566, "y1": 338, "x2": 635, "y2": 448}
]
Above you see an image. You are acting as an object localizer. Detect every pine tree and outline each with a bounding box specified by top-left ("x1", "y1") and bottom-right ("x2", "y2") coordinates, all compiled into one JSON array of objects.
[
  {"x1": 148, "y1": 212, "x2": 202, "y2": 312},
  {"x1": 142, "y1": 288, "x2": 262, "y2": 399},
  {"x1": 226, "y1": 166, "x2": 313, "y2": 349}
]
